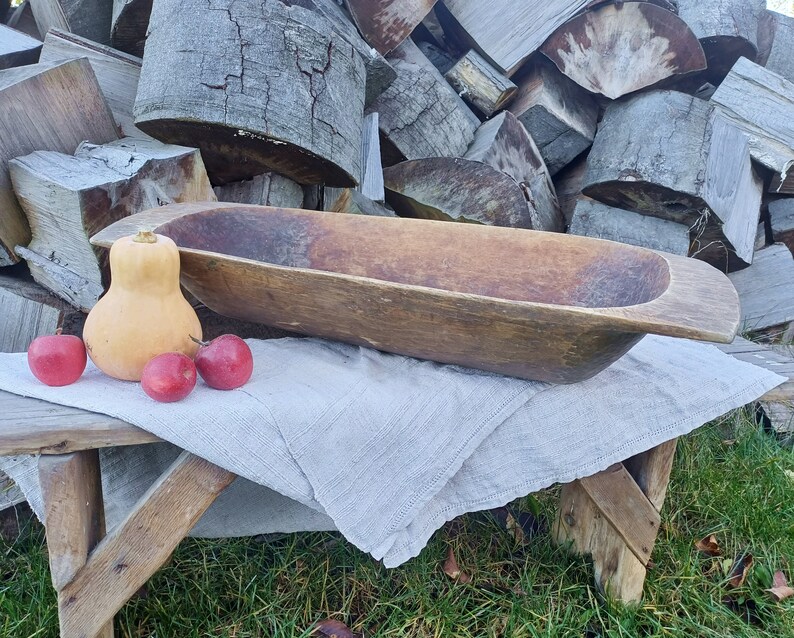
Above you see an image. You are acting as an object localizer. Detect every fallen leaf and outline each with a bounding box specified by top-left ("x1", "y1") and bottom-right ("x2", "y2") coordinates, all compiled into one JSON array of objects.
[
  {"x1": 727, "y1": 553, "x2": 754, "y2": 588},
  {"x1": 766, "y1": 570, "x2": 794, "y2": 602},
  {"x1": 695, "y1": 534, "x2": 722, "y2": 557},
  {"x1": 443, "y1": 546, "x2": 471, "y2": 584},
  {"x1": 312, "y1": 618, "x2": 362, "y2": 638},
  {"x1": 489, "y1": 505, "x2": 546, "y2": 543}
]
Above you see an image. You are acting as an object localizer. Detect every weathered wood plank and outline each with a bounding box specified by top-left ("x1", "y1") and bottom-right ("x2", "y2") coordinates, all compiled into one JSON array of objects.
[
  {"x1": 345, "y1": 0, "x2": 438, "y2": 55},
  {"x1": 0, "y1": 24, "x2": 41, "y2": 69},
  {"x1": 0, "y1": 391, "x2": 160, "y2": 456},
  {"x1": 0, "y1": 58, "x2": 119, "y2": 266},
  {"x1": 214, "y1": 173, "x2": 303, "y2": 209},
  {"x1": 39, "y1": 28, "x2": 146, "y2": 139},
  {"x1": 728, "y1": 244, "x2": 794, "y2": 332},
  {"x1": 359, "y1": 112, "x2": 385, "y2": 203},
  {"x1": 57, "y1": 452, "x2": 235, "y2": 638},
  {"x1": 134, "y1": 0, "x2": 365, "y2": 186},
  {"x1": 464, "y1": 111, "x2": 562, "y2": 232},
  {"x1": 508, "y1": 59, "x2": 598, "y2": 176},
  {"x1": 444, "y1": 49, "x2": 517, "y2": 116},
  {"x1": 622, "y1": 439, "x2": 677, "y2": 512},
  {"x1": 762, "y1": 9, "x2": 794, "y2": 85},
  {"x1": 541, "y1": 2, "x2": 706, "y2": 99},
  {"x1": 569, "y1": 199, "x2": 690, "y2": 255},
  {"x1": 29, "y1": 0, "x2": 112, "y2": 45}
]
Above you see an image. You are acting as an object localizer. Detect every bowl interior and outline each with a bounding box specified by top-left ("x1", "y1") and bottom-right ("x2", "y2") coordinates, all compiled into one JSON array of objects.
[{"x1": 158, "y1": 208, "x2": 671, "y2": 309}]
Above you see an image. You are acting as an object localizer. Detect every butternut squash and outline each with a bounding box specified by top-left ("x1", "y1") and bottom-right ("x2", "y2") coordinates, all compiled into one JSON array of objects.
[{"x1": 83, "y1": 230, "x2": 202, "y2": 381}]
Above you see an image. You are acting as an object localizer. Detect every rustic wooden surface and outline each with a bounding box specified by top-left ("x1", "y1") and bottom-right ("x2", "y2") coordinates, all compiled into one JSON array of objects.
[
  {"x1": 214, "y1": 173, "x2": 304, "y2": 209},
  {"x1": 583, "y1": 90, "x2": 762, "y2": 270},
  {"x1": 57, "y1": 451, "x2": 235, "y2": 638},
  {"x1": 0, "y1": 58, "x2": 119, "y2": 267},
  {"x1": 569, "y1": 199, "x2": 690, "y2": 255},
  {"x1": 541, "y1": 2, "x2": 706, "y2": 99},
  {"x1": 711, "y1": 57, "x2": 794, "y2": 195},
  {"x1": 327, "y1": 188, "x2": 395, "y2": 217},
  {"x1": 10, "y1": 137, "x2": 215, "y2": 310},
  {"x1": 440, "y1": 0, "x2": 590, "y2": 75},
  {"x1": 92, "y1": 202, "x2": 739, "y2": 383},
  {"x1": 359, "y1": 112, "x2": 385, "y2": 203},
  {"x1": 728, "y1": 244, "x2": 794, "y2": 331},
  {"x1": 383, "y1": 157, "x2": 535, "y2": 228},
  {"x1": 762, "y1": 9, "x2": 794, "y2": 84},
  {"x1": 111, "y1": 0, "x2": 152, "y2": 57},
  {"x1": 0, "y1": 390, "x2": 160, "y2": 456},
  {"x1": 716, "y1": 337, "x2": 794, "y2": 404},
  {"x1": 134, "y1": 0, "x2": 365, "y2": 186},
  {"x1": 464, "y1": 111, "x2": 563, "y2": 232},
  {"x1": 367, "y1": 38, "x2": 478, "y2": 165},
  {"x1": 769, "y1": 198, "x2": 794, "y2": 253},
  {"x1": 39, "y1": 28, "x2": 147, "y2": 139},
  {"x1": 444, "y1": 49, "x2": 517, "y2": 116},
  {"x1": 552, "y1": 156, "x2": 588, "y2": 227},
  {"x1": 29, "y1": 0, "x2": 112, "y2": 45},
  {"x1": 508, "y1": 59, "x2": 598, "y2": 176},
  {"x1": 0, "y1": 23, "x2": 41, "y2": 69},
  {"x1": 345, "y1": 0, "x2": 437, "y2": 55}
]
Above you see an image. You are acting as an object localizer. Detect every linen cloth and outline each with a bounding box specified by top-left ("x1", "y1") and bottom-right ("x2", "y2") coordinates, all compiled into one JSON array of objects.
[{"x1": 0, "y1": 335, "x2": 783, "y2": 567}]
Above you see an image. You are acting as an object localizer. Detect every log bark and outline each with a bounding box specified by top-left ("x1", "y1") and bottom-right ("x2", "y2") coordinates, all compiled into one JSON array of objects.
[
  {"x1": 6, "y1": 1, "x2": 40, "y2": 39},
  {"x1": 134, "y1": 0, "x2": 366, "y2": 187},
  {"x1": 0, "y1": 266, "x2": 85, "y2": 352},
  {"x1": 383, "y1": 157, "x2": 534, "y2": 228},
  {"x1": 444, "y1": 49, "x2": 517, "y2": 116},
  {"x1": 677, "y1": 0, "x2": 764, "y2": 80},
  {"x1": 0, "y1": 24, "x2": 41, "y2": 69},
  {"x1": 367, "y1": 38, "x2": 479, "y2": 165},
  {"x1": 569, "y1": 199, "x2": 690, "y2": 255},
  {"x1": 541, "y1": 2, "x2": 706, "y2": 99},
  {"x1": 10, "y1": 138, "x2": 215, "y2": 310},
  {"x1": 583, "y1": 90, "x2": 762, "y2": 271},
  {"x1": 728, "y1": 244, "x2": 794, "y2": 331},
  {"x1": 464, "y1": 111, "x2": 563, "y2": 232},
  {"x1": 0, "y1": 58, "x2": 119, "y2": 267},
  {"x1": 711, "y1": 57, "x2": 794, "y2": 195},
  {"x1": 40, "y1": 28, "x2": 146, "y2": 139},
  {"x1": 507, "y1": 59, "x2": 598, "y2": 176},
  {"x1": 344, "y1": 0, "x2": 438, "y2": 54},
  {"x1": 29, "y1": 0, "x2": 112, "y2": 45},
  {"x1": 214, "y1": 173, "x2": 304, "y2": 209},
  {"x1": 769, "y1": 198, "x2": 794, "y2": 255},
  {"x1": 111, "y1": 0, "x2": 151, "y2": 57},
  {"x1": 439, "y1": 0, "x2": 591, "y2": 75}
]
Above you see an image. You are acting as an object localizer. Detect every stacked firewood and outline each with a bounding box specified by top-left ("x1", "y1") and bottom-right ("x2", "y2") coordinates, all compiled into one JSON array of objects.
[{"x1": 1, "y1": 0, "x2": 794, "y2": 430}]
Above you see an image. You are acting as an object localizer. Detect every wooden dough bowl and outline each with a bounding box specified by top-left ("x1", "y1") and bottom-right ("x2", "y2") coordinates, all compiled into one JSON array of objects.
[{"x1": 91, "y1": 203, "x2": 740, "y2": 383}]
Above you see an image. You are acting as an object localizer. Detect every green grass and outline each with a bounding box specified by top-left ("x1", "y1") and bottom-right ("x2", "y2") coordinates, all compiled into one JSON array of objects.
[{"x1": 1, "y1": 410, "x2": 792, "y2": 637}]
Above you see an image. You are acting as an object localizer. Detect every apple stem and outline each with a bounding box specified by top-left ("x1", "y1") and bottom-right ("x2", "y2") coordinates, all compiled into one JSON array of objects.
[
  {"x1": 55, "y1": 327, "x2": 63, "y2": 336},
  {"x1": 190, "y1": 334, "x2": 209, "y2": 347}
]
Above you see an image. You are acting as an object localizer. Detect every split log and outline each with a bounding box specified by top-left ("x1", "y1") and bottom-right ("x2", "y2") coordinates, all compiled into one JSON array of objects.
[
  {"x1": 711, "y1": 57, "x2": 794, "y2": 195},
  {"x1": 728, "y1": 244, "x2": 794, "y2": 331},
  {"x1": 569, "y1": 199, "x2": 690, "y2": 255},
  {"x1": 677, "y1": 0, "x2": 764, "y2": 80},
  {"x1": 0, "y1": 24, "x2": 41, "y2": 69},
  {"x1": 507, "y1": 59, "x2": 598, "y2": 176},
  {"x1": 327, "y1": 188, "x2": 396, "y2": 217},
  {"x1": 0, "y1": 58, "x2": 119, "y2": 267},
  {"x1": 40, "y1": 28, "x2": 146, "y2": 139},
  {"x1": 383, "y1": 157, "x2": 534, "y2": 228},
  {"x1": 769, "y1": 199, "x2": 794, "y2": 255},
  {"x1": 359, "y1": 112, "x2": 385, "y2": 203},
  {"x1": 111, "y1": 0, "x2": 151, "y2": 57},
  {"x1": 213, "y1": 173, "x2": 304, "y2": 209},
  {"x1": 552, "y1": 154, "x2": 589, "y2": 227},
  {"x1": 756, "y1": 222, "x2": 768, "y2": 252},
  {"x1": 540, "y1": 2, "x2": 706, "y2": 100},
  {"x1": 464, "y1": 111, "x2": 563, "y2": 232},
  {"x1": 10, "y1": 138, "x2": 215, "y2": 310},
  {"x1": 134, "y1": 0, "x2": 365, "y2": 186},
  {"x1": 439, "y1": 0, "x2": 591, "y2": 75},
  {"x1": 417, "y1": 41, "x2": 457, "y2": 75},
  {"x1": 367, "y1": 38, "x2": 478, "y2": 165},
  {"x1": 0, "y1": 267, "x2": 85, "y2": 352},
  {"x1": 344, "y1": 0, "x2": 437, "y2": 55},
  {"x1": 444, "y1": 49, "x2": 517, "y2": 116},
  {"x1": 28, "y1": 0, "x2": 112, "y2": 45},
  {"x1": 583, "y1": 90, "x2": 762, "y2": 271},
  {"x1": 5, "y1": 1, "x2": 40, "y2": 39},
  {"x1": 762, "y1": 11, "x2": 794, "y2": 85}
]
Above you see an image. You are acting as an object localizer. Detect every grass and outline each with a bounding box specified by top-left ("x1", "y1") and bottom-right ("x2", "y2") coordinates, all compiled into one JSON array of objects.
[{"x1": 1, "y1": 410, "x2": 792, "y2": 637}]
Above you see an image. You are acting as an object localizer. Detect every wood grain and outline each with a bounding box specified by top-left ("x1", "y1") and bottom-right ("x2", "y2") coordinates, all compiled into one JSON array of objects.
[
  {"x1": 444, "y1": 49, "x2": 517, "y2": 116},
  {"x1": 111, "y1": 0, "x2": 152, "y2": 57},
  {"x1": 622, "y1": 438, "x2": 678, "y2": 512},
  {"x1": 0, "y1": 24, "x2": 41, "y2": 69},
  {"x1": 91, "y1": 202, "x2": 739, "y2": 383},
  {"x1": 214, "y1": 173, "x2": 303, "y2": 209},
  {"x1": 728, "y1": 244, "x2": 794, "y2": 331},
  {"x1": 29, "y1": 0, "x2": 112, "y2": 45},
  {"x1": 345, "y1": 0, "x2": 437, "y2": 54},
  {"x1": 57, "y1": 452, "x2": 234, "y2": 638}
]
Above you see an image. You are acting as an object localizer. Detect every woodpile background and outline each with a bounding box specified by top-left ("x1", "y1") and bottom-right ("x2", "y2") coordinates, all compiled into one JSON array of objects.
[{"x1": 1, "y1": 0, "x2": 794, "y2": 450}]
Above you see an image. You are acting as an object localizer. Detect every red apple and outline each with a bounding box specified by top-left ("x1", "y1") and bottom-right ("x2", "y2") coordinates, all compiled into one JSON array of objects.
[
  {"x1": 27, "y1": 333, "x2": 87, "y2": 386},
  {"x1": 141, "y1": 352, "x2": 197, "y2": 402},
  {"x1": 192, "y1": 334, "x2": 253, "y2": 390}
]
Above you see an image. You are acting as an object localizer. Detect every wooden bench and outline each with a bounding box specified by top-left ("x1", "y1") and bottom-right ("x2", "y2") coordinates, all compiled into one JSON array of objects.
[{"x1": 2, "y1": 337, "x2": 789, "y2": 637}]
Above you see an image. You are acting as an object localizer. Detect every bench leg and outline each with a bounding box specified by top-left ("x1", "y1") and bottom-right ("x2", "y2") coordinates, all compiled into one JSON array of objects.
[
  {"x1": 39, "y1": 450, "x2": 235, "y2": 638},
  {"x1": 553, "y1": 439, "x2": 678, "y2": 603}
]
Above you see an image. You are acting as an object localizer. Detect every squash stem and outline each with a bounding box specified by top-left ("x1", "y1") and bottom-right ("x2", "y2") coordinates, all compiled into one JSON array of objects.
[{"x1": 133, "y1": 230, "x2": 157, "y2": 244}]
